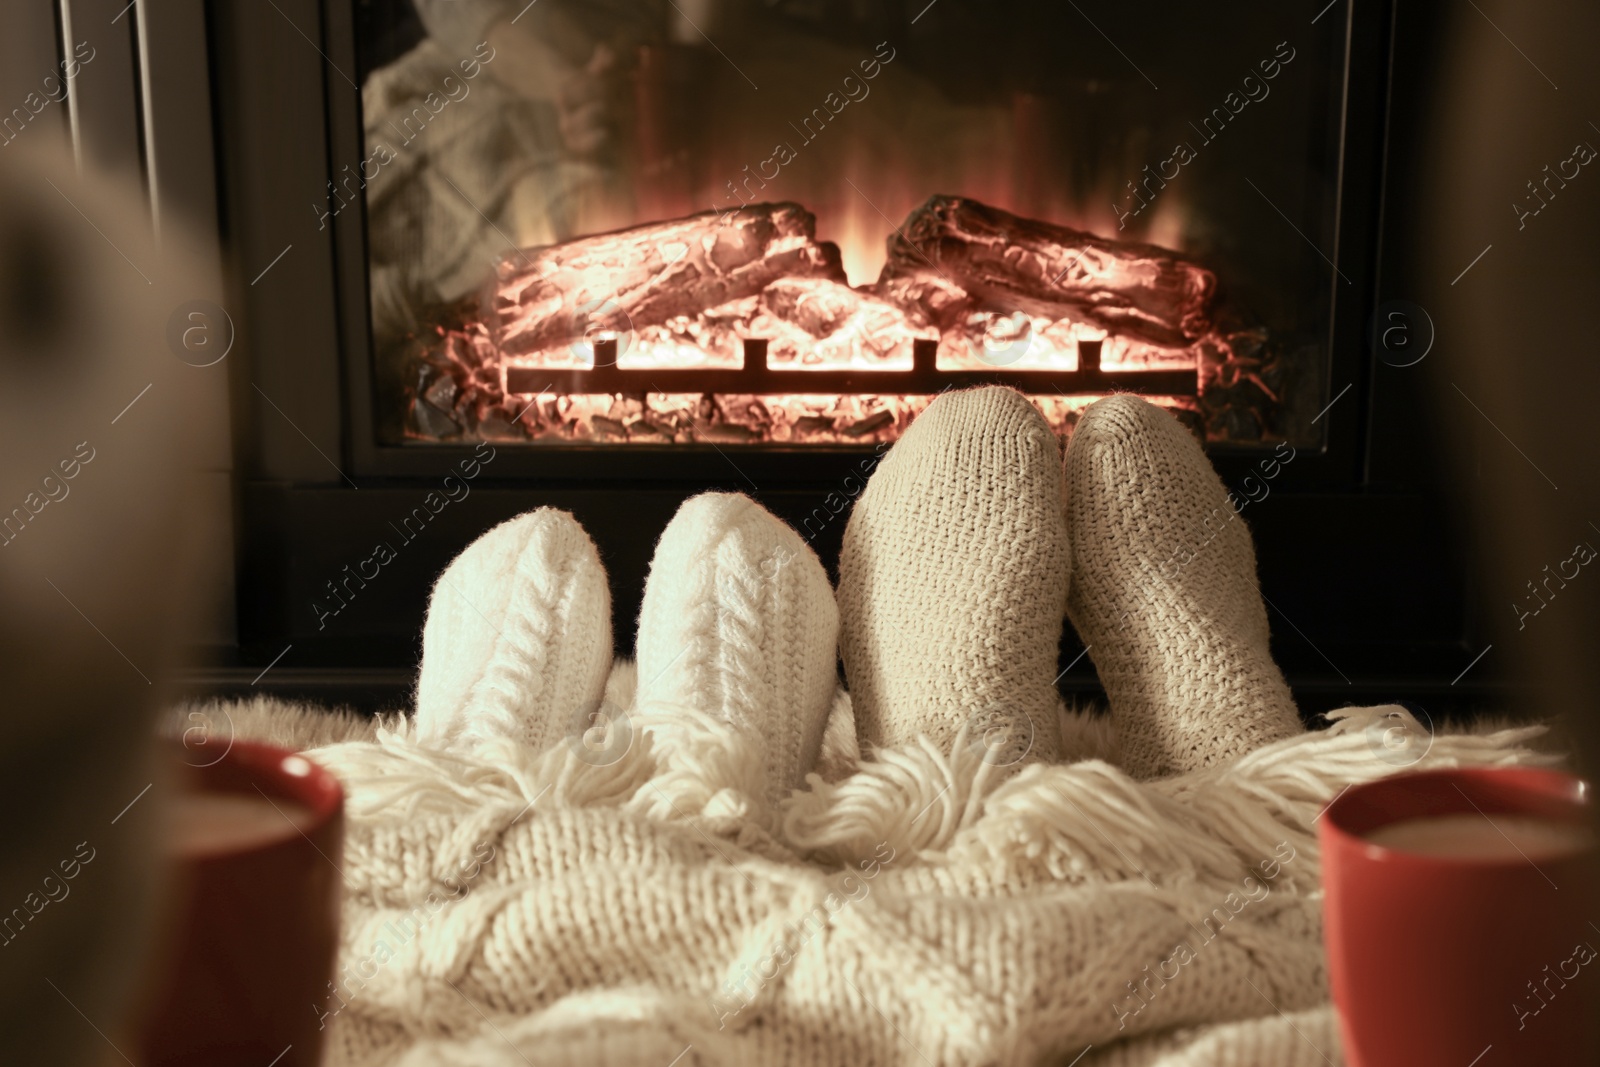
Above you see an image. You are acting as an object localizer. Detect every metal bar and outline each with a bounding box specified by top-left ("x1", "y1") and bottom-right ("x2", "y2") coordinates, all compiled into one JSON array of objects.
[
  {"x1": 1078, "y1": 337, "x2": 1102, "y2": 374},
  {"x1": 506, "y1": 358, "x2": 1196, "y2": 397}
]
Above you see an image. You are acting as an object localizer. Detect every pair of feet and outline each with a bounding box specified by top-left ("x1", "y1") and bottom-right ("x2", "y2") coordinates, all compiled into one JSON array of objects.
[{"x1": 415, "y1": 389, "x2": 1302, "y2": 821}]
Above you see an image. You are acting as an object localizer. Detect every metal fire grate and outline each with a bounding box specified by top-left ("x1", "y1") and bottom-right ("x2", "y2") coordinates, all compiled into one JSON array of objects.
[{"x1": 504, "y1": 337, "x2": 1197, "y2": 398}]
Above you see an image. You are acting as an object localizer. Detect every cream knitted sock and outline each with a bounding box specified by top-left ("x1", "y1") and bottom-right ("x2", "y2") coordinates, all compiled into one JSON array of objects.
[
  {"x1": 415, "y1": 508, "x2": 613, "y2": 757},
  {"x1": 1064, "y1": 395, "x2": 1302, "y2": 778},
  {"x1": 838, "y1": 386, "x2": 1068, "y2": 764},
  {"x1": 634, "y1": 493, "x2": 839, "y2": 814}
]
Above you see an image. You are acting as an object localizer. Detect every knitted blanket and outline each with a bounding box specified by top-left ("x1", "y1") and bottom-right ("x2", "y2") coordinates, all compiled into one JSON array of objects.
[
  {"x1": 199, "y1": 390, "x2": 1553, "y2": 1066},
  {"x1": 193, "y1": 691, "x2": 1552, "y2": 1067}
]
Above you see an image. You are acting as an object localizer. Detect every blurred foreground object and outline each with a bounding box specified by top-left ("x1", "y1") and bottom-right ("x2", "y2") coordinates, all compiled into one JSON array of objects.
[
  {"x1": 0, "y1": 145, "x2": 215, "y2": 1064},
  {"x1": 1416, "y1": 2, "x2": 1600, "y2": 1054},
  {"x1": 1419, "y1": 5, "x2": 1600, "y2": 790}
]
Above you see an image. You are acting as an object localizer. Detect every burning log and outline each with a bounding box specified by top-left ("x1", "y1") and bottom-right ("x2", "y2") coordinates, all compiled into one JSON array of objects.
[
  {"x1": 411, "y1": 193, "x2": 1286, "y2": 447},
  {"x1": 761, "y1": 277, "x2": 868, "y2": 338},
  {"x1": 754, "y1": 278, "x2": 933, "y2": 367},
  {"x1": 869, "y1": 269, "x2": 974, "y2": 330},
  {"x1": 491, "y1": 202, "x2": 846, "y2": 358},
  {"x1": 880, "y1": 195, "x2": 1217, "y2": 347}
]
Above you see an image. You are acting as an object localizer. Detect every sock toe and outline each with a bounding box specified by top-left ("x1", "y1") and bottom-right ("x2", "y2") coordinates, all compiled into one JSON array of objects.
[
  {"x1": 416, "y1": 508, "x2": 613, "y2": 758},
  {"x1": 1065, "y1": 395, "x2": 1302, "y2": 777},
  {"x1": 635, "y1": 493, "x2": 839, "y2": 814},
  {"x1": 837, "y1": 386, "x2": 1068, "y2": 764}
]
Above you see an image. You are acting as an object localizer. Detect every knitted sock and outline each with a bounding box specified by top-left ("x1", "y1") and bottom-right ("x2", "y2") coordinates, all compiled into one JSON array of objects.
[
  {"x1": 634, "y1": 492, "x2": 839, "y2": 814},
  {"x1": 415, "y1": 508, "x2": 613, "y2": 757},
  {"x1": 1064, "y1": 395, "x2": 1302, "y2": 778},
  {"x1": 838, "y1": 386, "x2": 1068, "y2": 764}
]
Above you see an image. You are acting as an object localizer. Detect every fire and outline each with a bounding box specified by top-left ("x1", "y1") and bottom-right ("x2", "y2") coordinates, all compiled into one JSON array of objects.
[
  {"x1": 803, "y1": 113, "x2": 1196, "y2": 287},
  {"x1": 408, "y1": 194, "x2": 1275, "y2": 449}
]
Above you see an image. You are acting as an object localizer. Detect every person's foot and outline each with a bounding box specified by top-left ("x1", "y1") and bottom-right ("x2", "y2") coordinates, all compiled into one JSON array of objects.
[
  {"x1": 1064, "y1": 395, "x2": 1302, "y2": 777},
  {"x1": 635, "y1": 493, "x2": 838, "y2": 815},
  {"x1": 415, "y1": 508, "x2": 613, "y2": 758},
  {"x1": 837, "y1": 386, "x2": 1069, "y2": 765}
]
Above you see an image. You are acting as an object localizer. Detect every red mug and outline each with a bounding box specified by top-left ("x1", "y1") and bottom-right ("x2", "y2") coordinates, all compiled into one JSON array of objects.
[
  {"x1": 1321, "y1": 767, "x2": 1600, "y2": 1066},
  {"x1": 136, "y1": 740, "x2": 344, "y2": 1066}
]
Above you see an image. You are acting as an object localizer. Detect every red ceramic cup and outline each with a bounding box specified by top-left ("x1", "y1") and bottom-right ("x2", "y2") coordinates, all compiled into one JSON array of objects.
[
  {"x1": 136, "y1": 741, "x2": 344, "y2": 1067},
  {"x1": 1321, "y1": 767, "x2": 1600, "y2": 1067}
]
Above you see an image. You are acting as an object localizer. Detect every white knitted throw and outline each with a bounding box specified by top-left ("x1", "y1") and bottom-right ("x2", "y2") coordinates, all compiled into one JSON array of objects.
[
  {"x1": 196, "y1": 694, "x2": 1549, "y2": 1067},
  {"x1": 190, "y1": 391, "x2": 1557, "y2": 1066}
]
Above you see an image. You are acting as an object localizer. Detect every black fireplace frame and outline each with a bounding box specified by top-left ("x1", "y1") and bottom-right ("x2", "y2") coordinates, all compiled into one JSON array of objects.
[{"x1": 200, "y1": 0, "x2": 1494, "y2": 719}]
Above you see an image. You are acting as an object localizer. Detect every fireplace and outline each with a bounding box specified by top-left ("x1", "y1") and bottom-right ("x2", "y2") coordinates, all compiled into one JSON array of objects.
[
  {"x1": 196, "y1": 0, "x2": 1482, "y2": 718},
  {"x1": 348, "y1": 3, "x2": 1338, "y2": 453}
]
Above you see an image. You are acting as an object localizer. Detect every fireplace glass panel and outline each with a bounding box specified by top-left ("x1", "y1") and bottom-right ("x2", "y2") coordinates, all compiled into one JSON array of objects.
[{"x1": 351, "y1": 0, "x2": 1345, "y2": 448}]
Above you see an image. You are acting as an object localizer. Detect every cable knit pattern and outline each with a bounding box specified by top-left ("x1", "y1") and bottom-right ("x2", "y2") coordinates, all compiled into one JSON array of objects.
[
  {"x1": 1086, "y1": 1006, "x2": 1342, "y2": 1066},
  {"x1": 269, "y1": 701, "x2": 1553, "y2": 1067},
  {"x1": 416, "y1": 508, "x2": 612, "y2": 758},
  {"x1": 636, "y1": 493, "x2": 839, "y2": 819},
  {"x1": 838, "y1": 386, "x2": 1069, "y2": 764},
  {"x1": 1064, "y1": 396, "x2": 1303, "y2": 778}
]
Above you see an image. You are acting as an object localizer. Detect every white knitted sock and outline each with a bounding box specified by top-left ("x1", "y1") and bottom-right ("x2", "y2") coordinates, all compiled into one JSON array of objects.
[
  {"x1": 1064, "y1": 395, "x2": 1302, "y2": 778},
  {"x1": 415, "y1": 508, "x2": 613, "y2": 758},
  {"x1": 838, "y1": 386, "x2": 1068, "y2": 764},
  {"x1": 634, "y1": 493, "x2": 839, "y2": 815}
]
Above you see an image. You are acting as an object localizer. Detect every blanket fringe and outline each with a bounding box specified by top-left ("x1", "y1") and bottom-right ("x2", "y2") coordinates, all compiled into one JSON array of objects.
[
  {"x1": 306, "y1": 703, "x2": 1554, "y2": 883},
  {"x1": 308, "y1": 702, "x2": 776, "y2": 836},
  {"x1": 307, "y1": 713, "x2": 661, "y2": 823},
  {"x1": 783, "y1": 706, "x2": 1556, "y2": 883}
]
